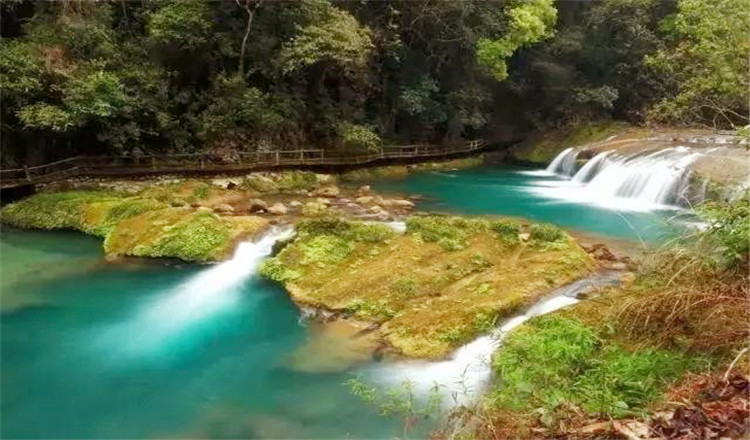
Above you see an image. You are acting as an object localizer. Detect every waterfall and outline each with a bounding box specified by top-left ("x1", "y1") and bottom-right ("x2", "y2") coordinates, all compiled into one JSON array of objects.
[
  {"x1": 545, "y1": 147, "x2": 578, "y2": 177},
  {"x1": 530, "y1": 146, "x2": 701, "y2": 211},
  {"x1": 571, "y1": 150, "x2": 612, "y2": 183},
  {"x1": 101, "y1": 226, "x2": 294, "y2": 356},
  {"x1": 365, "y1": 272, "x2": 621, "y2": 409}
]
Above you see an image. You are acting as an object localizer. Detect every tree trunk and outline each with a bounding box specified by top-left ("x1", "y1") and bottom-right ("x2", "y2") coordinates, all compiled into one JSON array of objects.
[{"x1": 236, "y1": 0, "x2": 262, "y2": 78}]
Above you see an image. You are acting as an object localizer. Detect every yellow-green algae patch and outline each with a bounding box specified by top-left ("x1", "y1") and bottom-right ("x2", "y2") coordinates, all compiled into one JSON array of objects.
[
  {"x1": 0, "y1": 190, "x2": 169, "y2": 237},
  {"x1": 104, "y1": 208, "x2": 268, "y2": 262},
  {"x1": 1, "y1": 189, "x2": 268, "y2": 262},
  {"x1": 260, "y1": 216, "x2": 594, "y2": 358}
]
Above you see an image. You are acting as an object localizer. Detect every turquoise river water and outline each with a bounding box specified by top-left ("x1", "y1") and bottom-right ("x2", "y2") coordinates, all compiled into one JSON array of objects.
[{"x1": 1, "y1": 165, "x2": 691, "y2": 438}]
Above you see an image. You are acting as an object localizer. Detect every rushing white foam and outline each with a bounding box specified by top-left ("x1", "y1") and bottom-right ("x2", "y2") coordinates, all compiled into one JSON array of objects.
[
  {"x1": 386, "y1": 221, "x2": 407, "y2": 234},
  {"x1": 545, "y1": 147, "x2": 578, "y2": 176},
  {"x1": 529, "y1": 147, "x2": 701, "y2": 212},
  {"x1": 101, "y1": 226, "x2": 294, "y2": 356},
  {"x1": 364, "y1": 273, "x2": 620, "y2": 409},
  {"x1": 571, "y1": 150, "x2": 612, "y2": 183}
]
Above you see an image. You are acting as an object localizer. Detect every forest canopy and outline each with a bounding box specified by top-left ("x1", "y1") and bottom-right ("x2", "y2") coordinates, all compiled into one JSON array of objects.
[{"x1": 1, "y1": 0, "x2": 748, "y2": 165}]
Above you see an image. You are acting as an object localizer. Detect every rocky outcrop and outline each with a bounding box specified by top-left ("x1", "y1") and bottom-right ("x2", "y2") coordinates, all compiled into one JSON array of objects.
[{"x1": 268, "y1": 203, "x2": 288, "y2": 215}]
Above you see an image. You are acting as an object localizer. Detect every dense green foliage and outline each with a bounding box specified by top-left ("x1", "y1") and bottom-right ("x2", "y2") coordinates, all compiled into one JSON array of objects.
[
  {"x1": 2, "y1": 0, "x2": 745, "y2": 166},
  {"x1": 490, "y1": 315, "x2": 706, "y2": 420},
  {"x1": 506, "y1": 0, "x2": 748, "y2": 128},
  {"x1": 698, "y1": 192, "x2": 750, "y2": 266}
]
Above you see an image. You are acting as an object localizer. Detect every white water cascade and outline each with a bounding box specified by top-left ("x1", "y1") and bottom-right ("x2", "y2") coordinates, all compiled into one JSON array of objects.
[
  {"x1": 365, "y1": 272, "x2": 621, "y2": 409},
  {"x1": 101, "y1": 226, "x2": 294, "y2": 356},
  {"x1": 545, "y1": 147, "x2": 578, "y2": 176},
  {"x1": 530, "y1": 146, "x2": 701, "y2": 211}
]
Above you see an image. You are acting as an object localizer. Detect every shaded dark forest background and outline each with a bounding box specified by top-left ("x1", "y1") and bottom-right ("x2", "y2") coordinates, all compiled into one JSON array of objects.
[{"x1": 1, "y1": 0, "x2": 747, "y2": 165}]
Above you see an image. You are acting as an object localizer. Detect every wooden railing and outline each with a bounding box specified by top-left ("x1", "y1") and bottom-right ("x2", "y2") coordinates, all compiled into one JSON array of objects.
[{"x1": 0, "y1": 140, "x2": 487, "y2": 188}]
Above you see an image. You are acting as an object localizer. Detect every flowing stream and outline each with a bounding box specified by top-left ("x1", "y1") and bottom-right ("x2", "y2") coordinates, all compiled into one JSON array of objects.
[
  {"x1": 0, "y1": 150, "x2": 707, "y2": 438},
  {"x1": 365, "y1": 272, "x2": 622, "y2": 408}
]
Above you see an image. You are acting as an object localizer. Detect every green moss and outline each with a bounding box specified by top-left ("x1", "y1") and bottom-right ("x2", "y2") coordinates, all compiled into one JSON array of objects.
[
  {"x1": 83, "y1": 198, "x2": 169, "y2": 237},
  {"x1": 406, "y1": 215, "x2": 489, "y2": 251},
  {"x1": 390, "y1": 277, "x2": 418, "y2": 298},
  {"x1": 301, "y1": 201, "x2": 328, "y2": 216},
  {"x1": 0, "y1": 190, "x2": 123, "y2": 231},
  {"x1": 240, "y1": 175, "x2": 276, "y2": 192},
  {"x1": 511, "y1": 121, "x2": 626, "y2": 164},
  {"x1": 297, "y1": 218, "x2": 395, "y2": 243},
  {"x1": 187, "y1": 182, "x2": 211, "y2": 203},
  {"x1": 261, "y1": 215, "x2": 593, "y2": 358},
  {"x1": 409, "y1": 156, "x2": 485, "y2": 172},
  {"x1": 490, "y1": 315, "x2": 707, "y2": 420},
  {"x1": 138, "y1": 211, "x2": 229, "y2": 261},
  {"x1": 104, "y1": 209, "x2": 268, "y2": 262},
  {"x1": 275, "y1": 171, "x2": 320, "y2": 191},
  {"x1": 299, "y1": 235, "x2": 353, "y2": 266},
  {"x1": 258, "y1": 258, "x2": 301, "y2": 283},
  {"x1": 349, "y1": 299, "x2": 398, "y2": 321}
]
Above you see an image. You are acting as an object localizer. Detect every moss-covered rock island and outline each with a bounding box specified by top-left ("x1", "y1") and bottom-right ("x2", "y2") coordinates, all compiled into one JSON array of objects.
[{"x1": 260, "y1": 217, "x2": 593, "y2": 358}]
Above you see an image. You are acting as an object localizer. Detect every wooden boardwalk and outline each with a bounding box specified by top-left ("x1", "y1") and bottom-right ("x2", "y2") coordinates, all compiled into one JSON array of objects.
[{"x1": 0, "y1": 140, "x2": 487, "y2": 189}]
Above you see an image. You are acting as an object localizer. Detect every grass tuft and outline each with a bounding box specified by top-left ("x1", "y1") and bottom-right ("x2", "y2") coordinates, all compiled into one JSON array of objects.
[{"x1": 529, "y1": 223, "x2": 565, "y2": 242}]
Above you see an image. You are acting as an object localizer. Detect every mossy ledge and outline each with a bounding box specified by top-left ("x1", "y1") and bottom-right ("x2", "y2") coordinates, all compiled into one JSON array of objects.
[
  {"x1": 0, "y1": 190, "x2": 268, "y2": 262},
  {"x1": 260, "y1": 215, "x2": 594, "y2": 359}
]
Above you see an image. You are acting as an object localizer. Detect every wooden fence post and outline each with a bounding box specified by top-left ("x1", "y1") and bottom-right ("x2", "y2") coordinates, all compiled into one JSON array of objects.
[
  {"x1": 151, "y1": 157, "x2": 156, "y2": 170},
  {"x1": 275, "y1": 151, "x2": 280, "y2": 165},
  {"x1": 24, "y1": 165, "x2": 31, "y2": 182}
]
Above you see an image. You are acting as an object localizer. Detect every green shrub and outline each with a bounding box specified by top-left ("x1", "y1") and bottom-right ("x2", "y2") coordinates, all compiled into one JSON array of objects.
[
  {"x1": 340, "y1": 122, "x2": 382, "y2": 152},
  {"x1": 529, "y1": 223, "x2": 565, "y2": 242},
  {"x1": 699, "y1": 192, "x2": 750, "y2": 266},
  {"x1": 490, "y1": 315, "x2": 704, "y2": 419},
  {"x1": 390, "y1": 278, "x2": 418, "y2": 298},
  {"x1": 491, "y1": 220, "x2": 521, "y2": 246}
]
